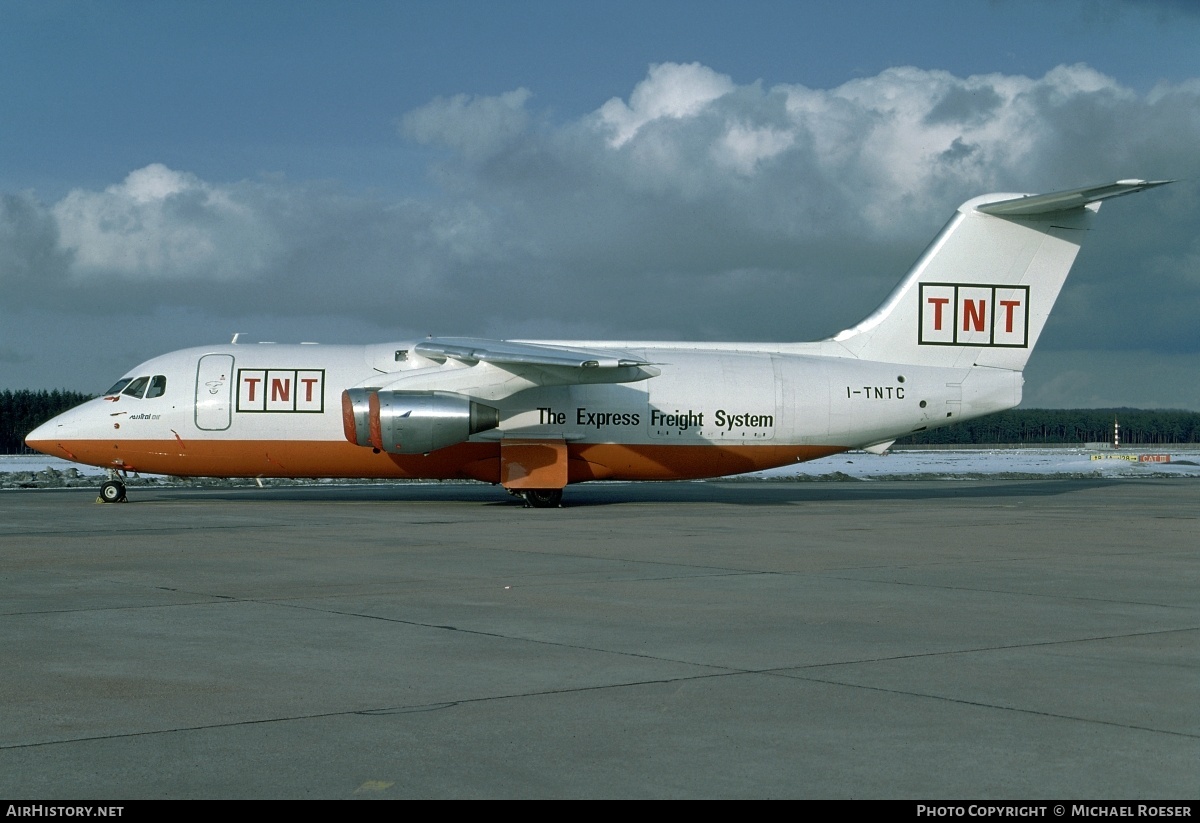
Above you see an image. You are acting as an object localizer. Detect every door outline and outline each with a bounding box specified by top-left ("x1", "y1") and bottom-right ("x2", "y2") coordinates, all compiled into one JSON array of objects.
[{"x1": 195, "y1": 354, "x2": 235, "y2": 431}]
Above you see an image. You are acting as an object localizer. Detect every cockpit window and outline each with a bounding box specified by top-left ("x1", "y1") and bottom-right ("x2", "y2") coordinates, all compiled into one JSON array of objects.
[
  {"x1": 121, "y1": 376, "x2": 151, "y2": 398},
  {"x1": 145, "y1": 375, "x2": 167, "y2": 398},
  {"x1": 105, "y1": 378, "x2": 133, "y2": 396},
  {"x1": 105, "y1": 374, "x2": 166, "y2": 399}
]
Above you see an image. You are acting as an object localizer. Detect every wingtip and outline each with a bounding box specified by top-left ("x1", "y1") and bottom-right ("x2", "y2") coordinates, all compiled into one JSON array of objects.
[{"x1": 1116, "y1": 178, "x2": 1174, "y2": 188}]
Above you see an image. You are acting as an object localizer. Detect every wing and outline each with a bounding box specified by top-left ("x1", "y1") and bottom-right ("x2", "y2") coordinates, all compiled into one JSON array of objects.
[
  {"x1": 365, "y1": 337, "x2": 659, "y2": 402},
  {"x1": 415, "y1": 337, "x2": 651, "y2": 370}
]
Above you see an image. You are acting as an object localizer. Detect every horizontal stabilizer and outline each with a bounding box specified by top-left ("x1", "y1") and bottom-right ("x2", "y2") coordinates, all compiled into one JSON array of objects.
[{"x1": 976, "y1": 179, "x2": 1172, "y2": 216}]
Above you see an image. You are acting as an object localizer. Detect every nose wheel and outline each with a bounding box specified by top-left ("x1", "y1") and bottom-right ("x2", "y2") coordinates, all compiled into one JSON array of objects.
[{"x1": 99, "y1": 479, "x2": 127, "y2": 503}]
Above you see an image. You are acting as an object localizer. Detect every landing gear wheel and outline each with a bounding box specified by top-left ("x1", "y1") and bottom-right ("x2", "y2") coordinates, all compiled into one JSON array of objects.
[
  {"x1": 521, "y1": 489, "x2": 563, "y2": 508},
  {"x1": 99, "y1": 480, "x2": 126, "y2": 503}
]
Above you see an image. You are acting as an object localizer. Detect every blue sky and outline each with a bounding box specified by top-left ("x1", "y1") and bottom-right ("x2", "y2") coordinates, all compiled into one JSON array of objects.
[{"x1": 2, "y1": 0, "x2": 1199, "y2": 408}]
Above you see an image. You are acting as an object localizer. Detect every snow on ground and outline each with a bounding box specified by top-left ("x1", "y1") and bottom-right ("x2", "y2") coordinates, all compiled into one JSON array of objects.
[
  {"x1": 2, "y1": 454, "x2": 110, "y2": 476},
  {"x1": 750, "y1": 447, "x2": 1200, "y2": 480},
  {"x1": 3, "y1": 447, "x2": 1200, "y2": 489}
]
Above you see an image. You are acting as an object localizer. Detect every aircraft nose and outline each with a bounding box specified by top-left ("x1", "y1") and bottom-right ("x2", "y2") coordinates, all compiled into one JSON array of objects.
[
  {"x1": 24, "y1": 410, "x2": 83, "y2": 460},
  {"x1": 25, "y1": 400, "x2": 107, "y2": 465},
  {"x1": 25, "y1": 418, "x2": 59, "y2": 455}
]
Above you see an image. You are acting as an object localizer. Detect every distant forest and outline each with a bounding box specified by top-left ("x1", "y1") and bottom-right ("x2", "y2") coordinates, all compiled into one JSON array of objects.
[
  {"x1": 1, "y1": 390, "x2": 94, "y2": 453},
  {"x1": 2, "y1": 389, "x2": 1199, "y2": 453},
  {"x1": 896, "y1": 408, "x2": 1200, "y2": 445}
]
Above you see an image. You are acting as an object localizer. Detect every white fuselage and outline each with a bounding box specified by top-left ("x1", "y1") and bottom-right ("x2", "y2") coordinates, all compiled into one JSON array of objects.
[{"x1": 26, "y1": 340, "x2": 1021, "y2": 483}]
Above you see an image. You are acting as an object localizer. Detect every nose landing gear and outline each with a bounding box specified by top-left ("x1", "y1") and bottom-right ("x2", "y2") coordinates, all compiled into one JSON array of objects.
[
  {"x1": 99, "y1": 480, "x2": 127, "y2": 503},
  {"x1": 98, "y1": 470, "x2": 128, "y2": 503}
]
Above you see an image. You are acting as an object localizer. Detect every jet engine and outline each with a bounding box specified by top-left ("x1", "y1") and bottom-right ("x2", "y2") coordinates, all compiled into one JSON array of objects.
[{"x1": 342, "y1": 389, "x2": 499, "y2": 454}]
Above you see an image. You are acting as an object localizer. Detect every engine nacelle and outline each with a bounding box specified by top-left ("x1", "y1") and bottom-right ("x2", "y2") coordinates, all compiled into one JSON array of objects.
[{"x1": 342, "y1": 389, "x2": 499, "y2": 454}]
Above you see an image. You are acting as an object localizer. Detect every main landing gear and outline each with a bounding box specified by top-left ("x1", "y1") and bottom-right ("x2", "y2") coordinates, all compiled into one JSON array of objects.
[
  {"x1": 518, "y1": 489, "x2": 563, "y2": 508},
  {"x1": 98, "y1": 470, "x2": 127, "y2": 504}
]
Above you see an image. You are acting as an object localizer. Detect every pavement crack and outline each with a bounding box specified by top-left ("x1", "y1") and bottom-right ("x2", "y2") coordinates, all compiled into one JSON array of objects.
[{"x1": 774, "y1": 673, "x2": 1200, "y2": 740}]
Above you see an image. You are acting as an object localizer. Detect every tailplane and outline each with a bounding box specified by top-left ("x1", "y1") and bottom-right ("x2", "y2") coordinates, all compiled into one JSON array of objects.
[{"x1": 830, "y1": 180, "x2": 1171, "y2": 370}]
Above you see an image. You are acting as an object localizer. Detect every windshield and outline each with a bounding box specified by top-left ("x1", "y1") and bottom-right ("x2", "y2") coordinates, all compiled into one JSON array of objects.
[
  {"x1": 105, "y1": 375, "x2": 167, "y2": 399},
  {"x1": 121, "y1": 377, "x2": 151, "y2": 398},
  {"x1": 145, "y1": 375, "x2": 167, "y2": 398}
]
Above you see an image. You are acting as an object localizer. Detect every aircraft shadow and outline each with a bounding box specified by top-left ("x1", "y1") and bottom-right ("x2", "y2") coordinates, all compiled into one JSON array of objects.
[{"x1": 118, "y1": 477, "x2": 1143, "y2": 507}]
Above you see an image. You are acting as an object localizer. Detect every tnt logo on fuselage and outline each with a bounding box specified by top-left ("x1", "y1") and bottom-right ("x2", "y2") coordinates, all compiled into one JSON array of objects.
[
  {"x1": 237, "y1": 369, "x2": 325, "y2": 413},
  {"x1": 918, "y1": 283, "x2": 1030, "y2": 347}
]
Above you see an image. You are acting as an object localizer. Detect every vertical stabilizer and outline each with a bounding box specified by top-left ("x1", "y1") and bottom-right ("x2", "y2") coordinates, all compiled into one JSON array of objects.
[{"x1": 830, "y1": 180, "x2": 1170, "y2": 370}]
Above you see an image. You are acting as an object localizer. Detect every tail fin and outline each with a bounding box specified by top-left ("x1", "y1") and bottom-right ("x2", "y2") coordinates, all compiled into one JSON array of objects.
[{"x1": 829, "y1": 179, "x2": 1170, "y2": 370}]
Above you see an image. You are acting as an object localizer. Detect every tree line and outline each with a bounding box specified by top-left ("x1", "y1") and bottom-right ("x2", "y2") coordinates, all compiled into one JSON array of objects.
[
  {"x1": 3, "y1": 389, "x2": 1200, "y2": 452},
  {"x1": 1, "y1": 390, "x2": 94, "y2": 453},
  {"x1": 896, "y1": 408, "x2": 1200, "y2": 446}
]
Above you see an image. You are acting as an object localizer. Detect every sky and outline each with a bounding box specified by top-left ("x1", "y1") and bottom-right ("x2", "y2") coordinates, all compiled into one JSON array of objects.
[{"x1": 2, "y1": 0, "x2": 1199, "y2": 408}]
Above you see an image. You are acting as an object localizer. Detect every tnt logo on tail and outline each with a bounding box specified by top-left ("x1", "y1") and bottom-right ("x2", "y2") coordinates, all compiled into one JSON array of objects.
[{"x1": 919, "y1": 283, "x2": 1029, "y2": 347}]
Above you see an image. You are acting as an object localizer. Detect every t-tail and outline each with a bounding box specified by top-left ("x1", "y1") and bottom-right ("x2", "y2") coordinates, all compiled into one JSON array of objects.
[{"x1": 829, "y1": 179, "x2": 1171, "y2": 370}]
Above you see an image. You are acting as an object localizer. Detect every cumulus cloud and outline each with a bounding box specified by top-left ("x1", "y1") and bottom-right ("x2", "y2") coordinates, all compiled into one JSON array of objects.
[
  {"x1": 50, "y1": 163, "x2": 274, "y2": 282},
  {"x1": 0, "y1": 191, "x2": 71, "y2": 284},
  {"x1": 597, "y1": 62, "x2": 737, "y2": 147},
  {"x1": 4, "y1": 62, "x2": 1200, "y2": 403},
  {"x1": 401, "y1": 88, "x2": 534, "y2": 161}
]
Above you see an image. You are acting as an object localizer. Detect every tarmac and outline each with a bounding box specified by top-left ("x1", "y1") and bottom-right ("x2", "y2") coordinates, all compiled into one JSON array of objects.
[{"x1": 1, "y1": 479, "x2": 1197, "y2": 799}]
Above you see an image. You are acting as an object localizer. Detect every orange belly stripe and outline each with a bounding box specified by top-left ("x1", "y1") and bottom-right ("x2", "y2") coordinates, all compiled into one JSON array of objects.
[{"x1": 26, "y1": 438, "x2": 846, "y2": 484}]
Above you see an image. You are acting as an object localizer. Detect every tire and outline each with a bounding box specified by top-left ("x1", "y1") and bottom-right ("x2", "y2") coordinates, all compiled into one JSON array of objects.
[
  {"x1": 100, "y1": 480, "x2": 126, "y2": 503},
  {"x1": 522, "y1": 489, "x2": 563, "y2": 508}
]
